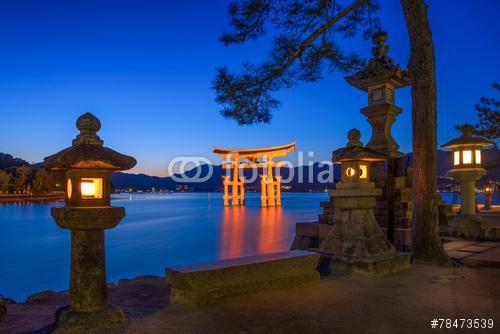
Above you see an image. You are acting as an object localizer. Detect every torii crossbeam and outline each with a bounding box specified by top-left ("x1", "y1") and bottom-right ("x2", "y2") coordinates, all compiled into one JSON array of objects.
[{"x1": 213, "y1": 142, "x2": 296, "y2": 207}]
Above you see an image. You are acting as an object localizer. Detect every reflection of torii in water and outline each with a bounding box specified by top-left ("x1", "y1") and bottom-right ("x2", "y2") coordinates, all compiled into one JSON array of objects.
[{"x1": 213, "y1": 142, "x2": 296, "y2": 207}]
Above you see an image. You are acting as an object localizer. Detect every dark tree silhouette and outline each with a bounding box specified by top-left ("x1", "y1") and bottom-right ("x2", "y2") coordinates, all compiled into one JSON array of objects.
[
  {"x1": 400, "y1": 0, "x2": 448, "y2": 264},
  {"x1": 214, "y1": 0, "x2": 379, "y2": 125},
  {"x1": 473, "y1": 82, "x2": 499, "y2": 140}
]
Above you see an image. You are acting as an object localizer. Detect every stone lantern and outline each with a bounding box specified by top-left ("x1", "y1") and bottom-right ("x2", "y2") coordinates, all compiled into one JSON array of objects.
[
  {"x1": 338, "y1": 129, "x2": 373, "y2": 183},
  {"x1": 441, "y1": 124, "x2": 494, "y2": 237},
  {"x1": 345, "y1": 31, "x2": 409, "y2": 157},
  {"x1": 484, "y1": 180, "x2": 494, "y2": 211},
  {"x1": 344, "y1": 31, "x2": 414, "y2": 252},
  {"x1": 44, "y1": 113, "x2": 136, "y2": 329},
  {"x1": 317, "y1": 129, "x2": 410, "y2": 277}
]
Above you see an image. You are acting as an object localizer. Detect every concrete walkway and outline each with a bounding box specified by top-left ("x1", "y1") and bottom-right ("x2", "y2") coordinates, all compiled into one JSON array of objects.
[
  {"x1": 445, "y1": 239, "x2": 500, "y2": 267},
  {"x1": 1, "y1": 265, "x2": 499, "y2": 333}
]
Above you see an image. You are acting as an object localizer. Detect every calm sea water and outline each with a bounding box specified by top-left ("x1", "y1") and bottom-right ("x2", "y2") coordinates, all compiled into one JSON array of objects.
[
  {"x1": 1, "y1": 191, "x2": 497, "y2": 302},
  {"x1": 0, "y1": 192, "x2": 326, "y2": 301}
]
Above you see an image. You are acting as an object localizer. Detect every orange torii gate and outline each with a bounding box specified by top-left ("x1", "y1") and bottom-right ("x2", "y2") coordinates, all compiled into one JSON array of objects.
[{"x1": 213, "y1": 142, "x2": 296, "y2": 207}]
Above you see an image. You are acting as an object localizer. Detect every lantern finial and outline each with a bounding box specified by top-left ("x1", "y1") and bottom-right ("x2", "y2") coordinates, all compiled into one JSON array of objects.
[
  {"x1": 347, "y1": 128, "x2": 363, "y2": 148},
  {"x1": 371, "y1": 30, "x2": 392, "y2": 64},
  {"x1": 72, "y1": 112, "x2": 104, "y2": 146},
  {"x1": 459, "y1": 124, "x2": 474, "y2": 138}
]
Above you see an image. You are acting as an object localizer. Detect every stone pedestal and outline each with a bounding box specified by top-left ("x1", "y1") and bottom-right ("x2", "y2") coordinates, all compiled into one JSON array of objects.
[
  {"x1": 447, "y1": 215, "x2": 491, "y2": 239},
  {"x1": 447, "y1": 168, "x2": 489, "y2": 239},
  {"x1": 360, "y1": 103, "x2": 402, "y2": 153},
  {"x1": 484, "y1": 194, "x2": 492, "y2": 210},
  {"x1": 51, "y1": 207, "x2": 126, "y2": 330},
  {"x1": 317, "y1": 182, "x2": 410, "y2": 277}
]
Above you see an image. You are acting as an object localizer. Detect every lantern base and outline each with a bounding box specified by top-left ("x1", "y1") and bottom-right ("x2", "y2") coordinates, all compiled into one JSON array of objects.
[
  {"x1": 446, "y1": 215, "x2": 492, "y2": 239},
  {"x1": 319, "y1": 252, "x2": 411, "y2": 278},
  {"x1": 54, "y1": 304, "x2": 125, "y2": 333}
]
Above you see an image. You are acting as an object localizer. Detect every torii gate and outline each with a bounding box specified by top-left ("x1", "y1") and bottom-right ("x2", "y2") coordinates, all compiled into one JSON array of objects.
[{"x1": 213, "y1": 142, "x2": 296, "y2": 207}]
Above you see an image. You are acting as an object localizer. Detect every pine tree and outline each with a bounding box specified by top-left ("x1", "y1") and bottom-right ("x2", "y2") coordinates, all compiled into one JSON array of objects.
[
  {"x1": 473, "y1": 82, "x2": 499, "y2": 140},
  {"x1": 214, "y1": 0, "x2": 448, "y2": 263},
  {"x1": 214, "y1": 0, "x2": 379, "y2": 124}
]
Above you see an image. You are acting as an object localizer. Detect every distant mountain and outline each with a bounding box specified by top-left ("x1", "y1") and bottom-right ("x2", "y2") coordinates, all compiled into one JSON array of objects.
[
  {"x1": 0, "y1": 153, "x2": 31, "y2": 169},
  {"x1": 112, "y1": 148, "x2": 499, "y2": 192},
  {"x1": 111, "y1": 163, "x2": 341, "y2": 192},
  {"x1": 1, "y1": 148, "x2": 498, "y2": 192}
]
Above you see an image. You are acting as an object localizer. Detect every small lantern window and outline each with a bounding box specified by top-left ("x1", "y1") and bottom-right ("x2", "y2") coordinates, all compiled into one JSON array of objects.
[
  {"x1": 359, "y1": 165, "x2": 368, "y2": 179},
  {"x1": 475, "y1": 150, "x2": 481, "y2": 164},
  {"x1": 67, "y1": 179, "x2": 72, "y2": 198},
  {"x1": 462, "y1": 150, "x2": 472, "y2": 164},
  {"x1": 81, "y1": 177, "x2": 103, "y2": 199},
  {"x1": 454, "y1": 151, "x2": 460, "y2": 165},
  {"x1": 346, "y1": 167, "x2": 356, "y2": 177}
]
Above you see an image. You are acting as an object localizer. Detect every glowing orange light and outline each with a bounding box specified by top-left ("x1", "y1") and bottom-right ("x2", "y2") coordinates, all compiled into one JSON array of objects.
[{"x1": 80, "y1": 178, "x2": 103, "y2": 199}]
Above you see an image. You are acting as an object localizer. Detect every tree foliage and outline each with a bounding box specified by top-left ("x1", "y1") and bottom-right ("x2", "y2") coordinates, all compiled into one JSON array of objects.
[
  {"x1": 473, "y1": 82, "x2": 499, "y2": 140},
  {"x1": 0, "y1": 170, "x2": 10, "y2": 193},
  {"x1": 33, "y1": 169, "x2": 50, "y2": 194},
  {"x1": 14, "y1": 166, "x2": 32, "y2": 192},
  {"x1": 0, "y1": 166, "x2": 63, "y2": 194},
  {"x1": 214, "y1": 0, "x2": 380, "y2": 124}
]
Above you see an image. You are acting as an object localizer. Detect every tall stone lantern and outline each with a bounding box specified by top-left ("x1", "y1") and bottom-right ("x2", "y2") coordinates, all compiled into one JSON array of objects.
[
  {"x1": 344, "y1": 31, "x2": 414, "y2": 252},
  {"x1": 44, "y1": 113, "x2": 136, "y2": 329},
  {"x1": 441, "y1": 124, "x2": 493, "y2": 238},
  {"x1": 345, "y1": 31, "x2": 409, "y2": 157}
]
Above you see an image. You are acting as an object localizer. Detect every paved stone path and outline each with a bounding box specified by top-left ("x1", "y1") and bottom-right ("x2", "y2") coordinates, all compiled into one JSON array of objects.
[{"x1": 444, "y1": 239, "x2": 500, "y2": 267}]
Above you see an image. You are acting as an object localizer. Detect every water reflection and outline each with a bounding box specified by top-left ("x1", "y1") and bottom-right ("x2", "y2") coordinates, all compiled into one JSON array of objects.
[
  {"x1": 259, "y1": 207, "x2": 286, "y2": 253},
  {"x1": 219, "y1": 205, "x2": 290, "y2": 259},
  {"x1": 220, "y1": 206, "x2": 246, "y2": 259}
]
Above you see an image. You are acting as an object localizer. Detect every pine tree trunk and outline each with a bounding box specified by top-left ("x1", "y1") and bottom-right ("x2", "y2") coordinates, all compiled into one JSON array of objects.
[{"x1": 400, "y1": 0, "x2": 448, "y2": 263}]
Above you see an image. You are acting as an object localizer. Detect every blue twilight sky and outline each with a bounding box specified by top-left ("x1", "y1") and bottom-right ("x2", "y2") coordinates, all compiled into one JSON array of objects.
[{"x1": 0, "y1": 0, "x2": 499, "y2": 176}]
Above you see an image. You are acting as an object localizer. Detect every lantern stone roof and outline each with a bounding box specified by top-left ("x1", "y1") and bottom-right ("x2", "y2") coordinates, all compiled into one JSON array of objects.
[
  {"x1": 441, "y1": 124, "x2": 494, "y2": 149},
  {"x1": 345, "y1": 31, "x2": 409, "y2": 91},
  {"x1": 44, "y1": 113, "x2": 137, "y2": 171},
  {"x1": 333, "y1": 129, "x2": 389, "y2": 162}
]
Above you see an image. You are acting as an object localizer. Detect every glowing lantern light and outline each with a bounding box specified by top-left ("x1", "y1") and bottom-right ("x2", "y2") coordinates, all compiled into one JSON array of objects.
[
  {"x1": 346, "y1": 167, "x2": 356, "y2": 177},
  {"x1": 462, "y1": 150, "x2": 472, "y2": 164},
  {"x1": 81, "y1": 180, "x2": 95, "y2": 197},
  {"x1": 454, "y1": 151, "x2": 460, "y2": 165}
]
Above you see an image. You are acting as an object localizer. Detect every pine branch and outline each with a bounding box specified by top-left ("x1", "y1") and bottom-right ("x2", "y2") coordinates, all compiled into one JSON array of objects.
[{"x1": 214, "y1": 0, "x2": 373, "y2": 125}]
